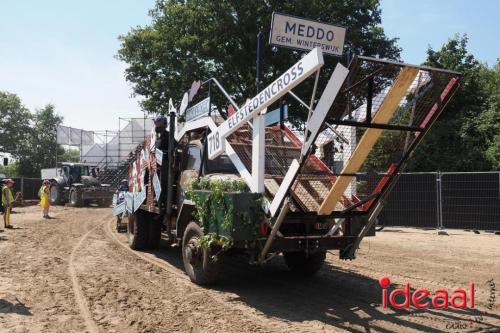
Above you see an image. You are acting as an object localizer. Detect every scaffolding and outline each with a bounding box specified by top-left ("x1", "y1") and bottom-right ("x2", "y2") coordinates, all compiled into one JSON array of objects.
[{"x1": 56, "y1": 116, "x2": 153, "y2": 187}]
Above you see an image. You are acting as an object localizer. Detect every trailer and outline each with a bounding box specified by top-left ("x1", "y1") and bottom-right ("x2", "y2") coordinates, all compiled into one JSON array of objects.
[{"x1": 115, "y1": 48, "x2": 461, "y2": 284}]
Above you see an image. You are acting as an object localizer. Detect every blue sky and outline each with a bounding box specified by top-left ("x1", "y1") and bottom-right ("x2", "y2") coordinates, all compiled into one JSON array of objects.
[{"x1": 1, "y1": 0, "x2": 498, "y2": 131}]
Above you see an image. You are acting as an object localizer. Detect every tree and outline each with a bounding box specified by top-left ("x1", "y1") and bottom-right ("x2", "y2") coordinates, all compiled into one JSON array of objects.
[
  {"x1": 0, "y1": 91, "x2": 33, "y2": 157},
  {"x1": 18, "y1": 104, "x2": 63, "y2": 177},
  {"x1": 407, "y1": 35, "x2": 496, "y2": 171},
  {"x1": 118, "y1": 0, "x2": 400, "y2": 117},
  {"x1": 0, "y1": 162, "x2": 20, "y2": 178},
  {"x1": 60, "y1": 147, "x2": 81, "y2": 163},
  {"x1": 478, "y1": 60, "x2": 500, "y2": 169}
]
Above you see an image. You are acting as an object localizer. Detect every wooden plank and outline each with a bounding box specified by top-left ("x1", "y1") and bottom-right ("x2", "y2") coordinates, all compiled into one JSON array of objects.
[
  {"x1": 294, "y1": 182, "x2": 320, "y2": 212},
  {"x1": 264, "y1": 178, "x2": 280, "y2": 196},
  {"x1": 318, "y1": 67, "x2": 419, "y2": 215}
]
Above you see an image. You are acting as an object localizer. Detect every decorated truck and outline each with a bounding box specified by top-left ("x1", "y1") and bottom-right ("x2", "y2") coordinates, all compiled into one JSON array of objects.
[{"x1": 113, "y1": 47, "x2": 461, "y2": 285}]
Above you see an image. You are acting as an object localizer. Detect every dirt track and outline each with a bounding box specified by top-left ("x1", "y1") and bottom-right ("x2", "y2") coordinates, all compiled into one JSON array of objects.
[{"x1": 0, "y1": 206, "x2": 498, "y2": 333}]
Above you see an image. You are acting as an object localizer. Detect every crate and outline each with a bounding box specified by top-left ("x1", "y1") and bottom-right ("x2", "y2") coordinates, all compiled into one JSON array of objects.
[{"x1": 193, "y1": 190, "x2": 263, "y2": 241}]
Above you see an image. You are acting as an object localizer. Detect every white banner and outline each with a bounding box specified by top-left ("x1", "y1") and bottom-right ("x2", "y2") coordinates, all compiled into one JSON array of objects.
[
  {"x1": 112, "y1": 202, "x2": 126, "y2": 216},
  {"x1": 56, "y1": 126, "x2": 70, "y2": 145},
  {"x1": 133, "y1": 191, "x2": 146, "y2": 212},
  {"x1": 156, "y1": 149, "x2": 163, "y2": 165},
  {"x1": 153, "y1": 172, "x2": 161, "y2": 201},
  {"x1": 70, "y1": 128, "x2": 82, "y2": 145},
  {"x1": 81, "y1": 130, "x2": 94, "y2": 145},
  {"x1": 125, "y1": 192, "x2": 134, "y2": 213}
]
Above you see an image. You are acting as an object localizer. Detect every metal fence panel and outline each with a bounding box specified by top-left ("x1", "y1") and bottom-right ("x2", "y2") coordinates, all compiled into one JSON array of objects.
[
  {"x1": 441, "y1": 172, "x2": 500, "y2": 231},
  {"x1": 379, "y1": 173, "x2": 438, "y2": 228},
  {"x1": 0, "y1": 178, "x2": 43, "y2": 200}
]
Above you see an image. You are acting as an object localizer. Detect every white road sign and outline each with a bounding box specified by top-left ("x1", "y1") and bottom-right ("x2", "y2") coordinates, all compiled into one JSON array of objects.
[
  {"x1": 207, "y1": 47, "x2": 324, "y2": 159},
  {"x1": 269, "y1": 12, "x2": 346, "y2": 56},
  {"x1": 185, "y1": 97, "x2": 210, "y2": 122}
]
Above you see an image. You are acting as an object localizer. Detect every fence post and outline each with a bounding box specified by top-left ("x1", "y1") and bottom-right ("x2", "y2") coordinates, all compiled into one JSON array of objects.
[
  {"x1": 436, "y1": 171, "x2": 448, "y2": 235},
  {"x1": 20, "y1": 177, "x2": 24, "y2": 200}
]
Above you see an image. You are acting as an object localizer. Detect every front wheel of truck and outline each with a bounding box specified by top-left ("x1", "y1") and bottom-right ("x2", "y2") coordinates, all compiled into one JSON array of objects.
[
  {"x1": 127, "y1": 211, "x2": 149, "y2": 250},
  {"x1": 148, "y1": 218, "x2": 162, "y2": 249},
  {"x1": 283, "y1": 250, "x2": 326, "y2": 276},
  {"x1": 182, "y1": 222, "x2": 218, "y2": 285}
]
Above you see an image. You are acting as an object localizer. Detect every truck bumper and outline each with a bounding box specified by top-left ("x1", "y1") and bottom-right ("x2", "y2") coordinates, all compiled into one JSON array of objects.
[{"x1": 236, "y1": 235, "x2": 358, "y2": 253}]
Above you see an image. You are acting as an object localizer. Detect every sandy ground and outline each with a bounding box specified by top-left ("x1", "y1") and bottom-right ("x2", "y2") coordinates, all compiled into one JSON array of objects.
[{"x1": 0, "y1": 205, "x2": 498, "y2": 333}]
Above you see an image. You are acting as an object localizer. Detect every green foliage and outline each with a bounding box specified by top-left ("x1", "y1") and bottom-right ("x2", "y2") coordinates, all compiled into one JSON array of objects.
[
  {"x1": 60, "y1": 147, "x2": 81, "y2": 163},
  {"x1": 407, "y1": 35, "x2": 499, "y2": 171},
  {"x1": 0, "y1": 92, "x2": 64, "y2": 177},
  {"x1": 187, "y1": 178, "x2": 248, "y2": 230},
  {"x1": 17, "y1": 104, "x2": 63, "y2": 177},
  {"x1": 0, "y1": 162, "x2": 20, "y2": 178},
  {"x1": 186, "y1": 178, "x2": 249, "y2": 260},
  {"x1": 118, "y1": 0, "x2": 400, "y2": 119},
  {"x1": 0, "y1": 91, "x2": 32, "y2": 156},
  {"x1": 477, "y1": 61, "x2": 500, "y2": 170}
]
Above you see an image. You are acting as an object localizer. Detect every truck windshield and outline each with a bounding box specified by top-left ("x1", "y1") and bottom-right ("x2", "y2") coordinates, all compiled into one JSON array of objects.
[
  {"x1": 206, "y1": 155, "x2": 237, "y2": 174},
  {"x1": 73, "y1": 165, "x2": 90, "y2": 177},
  {"x1": 186, "y1": 145, "x2": 236, "y2": 174}
]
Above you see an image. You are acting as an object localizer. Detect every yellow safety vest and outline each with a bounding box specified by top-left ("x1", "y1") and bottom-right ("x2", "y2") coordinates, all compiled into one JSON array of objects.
[
  {"x1": 39, "y1": 185, "x2": 48, "y2": 199},
  {"x1": 2, "y1": 185, "x2": 13, "y2": 206}
]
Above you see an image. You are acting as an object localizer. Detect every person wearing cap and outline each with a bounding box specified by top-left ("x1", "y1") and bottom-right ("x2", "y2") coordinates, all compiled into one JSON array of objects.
[
  {"x1": 153, "y1": 115, "x2": 169, "y2": 151},
  {"x1": 39, "y1": 180, "x2": 51, "y2": 219},
  {"x1": 1, "y1": 179, "x2": 15, "y2": 228},
  {"x1": 153, "y1": 116, "x2": 171, "y2": 209}
]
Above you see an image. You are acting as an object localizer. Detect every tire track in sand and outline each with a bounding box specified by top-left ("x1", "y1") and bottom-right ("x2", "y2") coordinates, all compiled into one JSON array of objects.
[
  {"x1": 68, "y1": 220, "x2": 108, "y2": 333},
  {"x1": 104, "y1": 217, "x2": 188, "y2": 280},
  {"x1": 103, "y1": 218, "x2": 294, "y2": 333}
]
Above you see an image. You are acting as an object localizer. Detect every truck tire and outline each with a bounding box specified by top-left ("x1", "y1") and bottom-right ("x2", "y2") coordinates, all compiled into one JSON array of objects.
[
  {"x1": 283, "y1": 250, "x2": 326, "y2": 276},
  {"x1": 182, "y1": 222, "x2": 218, "y2": 285},
  {"x1": 50, "y1": 185, "x2": 62, "y2": 205},
  {"x1": 148, "y1": 218, "x2": 162, "y2": 249},
  {"x1": 98, "y1": 198, "x2": 112, "y2": 207},
  {"x1": 127, "y1": 211, "x2": 149, "y2": 250},
  {"x1": 69, "y1": 188, "x2": 83, "y2": 207}
]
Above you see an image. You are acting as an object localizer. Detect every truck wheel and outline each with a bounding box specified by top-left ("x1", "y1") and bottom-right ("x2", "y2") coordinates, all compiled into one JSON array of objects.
[
  {"x1": 182, "y1": 222, "x2": 218, "y2": 285},
  {"x1": 117, "y1": 214, "x2": 128, "y2": 233},
  {"x1": 69, "y1": 188, "x2": 83, "y2": 207},
  {"x1": 283, "y1": 250, "x2": 326, "y2": 276},
  {"x1": 127, "y1": 211, "x2": 149, "y2": 250},
  {"x1": 148, "y1": 217, "x2": 162, "y2": 249},
  {"x1": 50, "y1": 185, "x2": 62, "y2": 205},
  {"x1": 98, "y1": 199, "x2": 112, "y2": 207}
]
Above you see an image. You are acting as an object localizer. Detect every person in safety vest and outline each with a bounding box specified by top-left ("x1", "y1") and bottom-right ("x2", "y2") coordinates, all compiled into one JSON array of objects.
[
  {"x1": 39, "y1": 179, "x2": 51, "y2": 219},
  {"x1": 2, "y1": 179, "x2": 15, "y2": 229}
]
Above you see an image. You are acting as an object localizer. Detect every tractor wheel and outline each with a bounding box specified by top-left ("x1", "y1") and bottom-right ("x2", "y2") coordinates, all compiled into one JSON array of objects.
[
  {"x1": 148, "y1": 217, "x2": 162, "y2": 249},
  {"x1": 127, "y1": 211, "x2": 149, "y2": 250},
  {"x1": 283, "y1": 250, "x2": 326, "y2": 276},
  {"x1": 50, "y1": 185, "x2": 62, "y2": 205},
  {"x1": 182, "y1": 222, "x2": 218, "y2": 285},
  {"x1": 69, "y1": 188, "x2": 83, "y2": 207}
]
